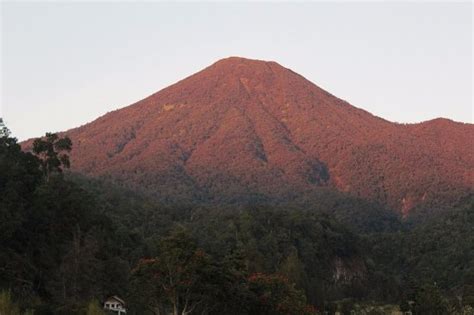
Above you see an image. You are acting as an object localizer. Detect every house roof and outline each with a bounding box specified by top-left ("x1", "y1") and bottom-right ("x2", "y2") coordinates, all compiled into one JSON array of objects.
[{"x1": 105, "y1": 295, "x2": 125, "y2": 305}]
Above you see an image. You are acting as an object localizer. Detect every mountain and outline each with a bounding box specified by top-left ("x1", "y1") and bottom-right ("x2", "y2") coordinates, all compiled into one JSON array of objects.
[{"x1": 26, "y1": 57, "x2": 474, "y2": 214}]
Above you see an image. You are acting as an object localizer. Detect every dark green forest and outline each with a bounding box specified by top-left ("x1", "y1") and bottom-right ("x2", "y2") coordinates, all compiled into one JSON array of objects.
[{"x1": 1, "y1": 122, "x2": 473, "y2": 314}]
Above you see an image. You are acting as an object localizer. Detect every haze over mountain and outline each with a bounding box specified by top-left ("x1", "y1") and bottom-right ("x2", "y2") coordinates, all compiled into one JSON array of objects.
[{"x1": 28, "y1": 57, "x2": 473, "y2": 214}]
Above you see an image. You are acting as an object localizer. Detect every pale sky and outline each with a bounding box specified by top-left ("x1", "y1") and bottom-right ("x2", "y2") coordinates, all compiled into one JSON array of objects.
[{"x1": 1, "y1": 1, "x2": 472, "y2": 140}]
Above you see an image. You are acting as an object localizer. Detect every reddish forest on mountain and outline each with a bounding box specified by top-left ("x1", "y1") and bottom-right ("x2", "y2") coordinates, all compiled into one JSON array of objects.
[{"x1": 25, "y1": 57, "x2": 473, "y2": 214}]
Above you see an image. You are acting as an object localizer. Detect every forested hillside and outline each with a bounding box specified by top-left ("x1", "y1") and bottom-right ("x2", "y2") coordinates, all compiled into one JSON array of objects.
[
  {"x1": 22, "y1": 57, "x2": 473, "y2": 215},
  {"x1": 2, "y1": 122, "x2": 474, "y2": 314}
]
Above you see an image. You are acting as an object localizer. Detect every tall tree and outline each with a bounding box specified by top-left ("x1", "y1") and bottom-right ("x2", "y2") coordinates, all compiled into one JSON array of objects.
[
  {"x1": 0, "y1": 121, "x2": 42, "y2": 295},
  {"x1": 32, "y1": 132, "x2": 72, "y2": 180},
  {"x1": 130, "y1": 229, "x2": 217, "y2": 315}
]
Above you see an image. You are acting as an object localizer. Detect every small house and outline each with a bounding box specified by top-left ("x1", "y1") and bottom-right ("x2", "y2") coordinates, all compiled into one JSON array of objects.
[{"x1": 103, "y1": 296, "x2": 126, "y2": 314}]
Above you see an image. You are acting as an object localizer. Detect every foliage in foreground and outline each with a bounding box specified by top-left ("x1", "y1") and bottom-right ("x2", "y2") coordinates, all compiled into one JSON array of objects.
[{"x1": 129, "y1": 229, "x2": 315, "y2": 315}]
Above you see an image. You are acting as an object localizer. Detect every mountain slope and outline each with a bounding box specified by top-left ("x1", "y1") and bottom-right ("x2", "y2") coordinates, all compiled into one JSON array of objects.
[{"x1": 29, "y1": 57, "x2": 474, "y2": 213}]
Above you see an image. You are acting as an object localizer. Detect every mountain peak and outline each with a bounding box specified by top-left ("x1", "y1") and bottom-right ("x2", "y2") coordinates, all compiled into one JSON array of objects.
[
  {"x1": 206, "y1": 56, "x2": 287, "y2": 79},
  {"x1": 36, "y1": 58, "x2": 473, "y2": 213},
  {"x1": 212, "y1": 56, "x2": 279, "y2": 66}
]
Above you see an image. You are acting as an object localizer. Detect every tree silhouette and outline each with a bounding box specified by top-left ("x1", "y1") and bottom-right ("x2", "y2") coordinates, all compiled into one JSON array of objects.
[
  {"x1": 0, "y1": 118, "x2": 10, "y2": 138},
  {"x1": 32, "y1": 132, "x2": 72, "y2": 180}
]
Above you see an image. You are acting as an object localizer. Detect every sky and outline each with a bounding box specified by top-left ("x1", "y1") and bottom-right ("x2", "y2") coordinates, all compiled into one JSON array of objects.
[{"x1": 1, "y1": 1, "x2": 472, "y2": 141}]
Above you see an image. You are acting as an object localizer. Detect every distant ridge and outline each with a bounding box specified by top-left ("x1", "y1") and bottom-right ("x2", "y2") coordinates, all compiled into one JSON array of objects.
[{"x1": 24, "y1": 57, "x2": 474, "y2": 214}]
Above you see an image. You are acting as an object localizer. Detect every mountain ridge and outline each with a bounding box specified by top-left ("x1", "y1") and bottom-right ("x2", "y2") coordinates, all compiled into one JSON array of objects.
[{"x1": 22, "y1": 57, "x2": 474, "y2": 214}]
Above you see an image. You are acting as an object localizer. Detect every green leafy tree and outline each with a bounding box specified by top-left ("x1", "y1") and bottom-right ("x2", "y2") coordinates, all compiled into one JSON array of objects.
[
  {"x1": 278, "y1": 247, "x2": 306, "y2": 290},
  {"x1": 0, "y1": 127, "x2": 128, "y2": 312},
  {"x1": 50, "y1": 226, "x2": 102, "y2": 307},
  {"x1": 32, "y1": 132, "x2": 72, "y2": 179},
  {"x1": 130, "y1": 229, "x2": 218, "y2": 315},
  {"x1": 0, "y1": 123, "x2": 42, "y2": 294}
]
